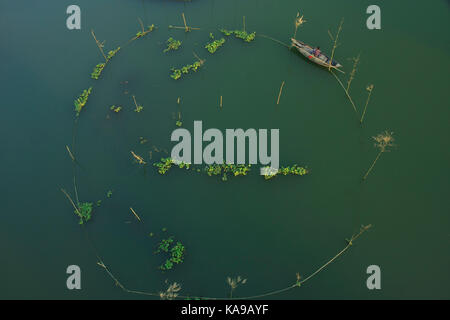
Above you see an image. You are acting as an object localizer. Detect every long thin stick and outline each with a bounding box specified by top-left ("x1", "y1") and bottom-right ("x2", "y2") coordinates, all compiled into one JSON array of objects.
[
  {"x1": 277, "y1": 81, "x2": 285, "y2": 105},
  {"x1": 330, "y1": 70, "x2": 358, "y2": 114},
  {"x1": 129, "y1": 207, "x2": 141, "y2": 222},
  {"x1": 138, "y1": 18, "x2": 145, "y2": 33},
  {"x1": 66, "y1": 145, "x2": 75, "y2": 162},
  {"x1": 328, "y1": 18, "x2": 344, "y2": 71},
  {"x1": 258, "y1": 34, "x2": 289, "y2": 48},
  {"x1": 363, "y1": 151, "x2": 382, "y2": 180},
  {"x1": 182, "y1": 13, "x2": 189, "y2": 32},
  {"x1": 220, "y1": 95, "x2": 223, "y2": 108},
  {"x1": 61, "y1": 188, "x2": 80, "y2": 215},
  {"x1": 360, "y1": 85, "x2": 374, "y2": 124},
  {"x1": 91, "y1": 30, "x2": 107, "y2": 62},
  {"x1": 346, "y1": 54, "x2": 360, "y2": 92},
  {"x1": 132, "y1": 95, "x2": 139, "y2": 109}
]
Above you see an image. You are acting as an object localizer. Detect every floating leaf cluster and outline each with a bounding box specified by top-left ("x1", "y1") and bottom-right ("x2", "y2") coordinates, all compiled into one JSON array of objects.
[
  {"x1": 91, "y1": 47, "x2": 121, "y2": 80},
  {"x1": 91, "y1": 63, "x2": 105, "y2": 80},
  {"x1": 75, "y1": 202, "x2": 93, "y2": 224},
  {"x1": 110, "y1": 105, "x2": 122, "y2": 113},
  {"x1": 170, "y1": 60, "x2": 204, "y2": 80},
  {"x1": 261, "y1": 165, "x2": 308, "y2": 180},
  {"x1": 205, "y1": 33, "x2": 226, "y2": 54},
  {"x1": 134, "y1": 24, "x2": 155, "y2": 39},
  {"x1": 74, "y1": 87, "x2": 93, "y2": 116},
  {"x1": 164, "y1": 37, "x2": 182, "y2": 53},
  {"x1": 220, "y1": 29, "x2": 256, "y2": 42},
  {"x1": 156, "y1": 237, "x2": 186, "y2": 271}
]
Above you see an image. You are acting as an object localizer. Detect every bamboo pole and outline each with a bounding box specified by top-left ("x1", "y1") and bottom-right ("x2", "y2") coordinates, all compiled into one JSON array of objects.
[
  {"x1": 129, "y1": 207, "x2": 142, "y2": 222},
  {"x1": 328, "y1": 18, "x2": 344, "y2": 71},
  {"x1": 91, "y1": 30, "x2": 107, "y2": 62},
  {"x1": 277, "y1": 81, "x2": 285, "y2": 105}
]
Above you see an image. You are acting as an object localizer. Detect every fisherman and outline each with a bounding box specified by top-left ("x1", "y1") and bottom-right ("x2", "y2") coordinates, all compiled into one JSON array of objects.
[{"x1": 313, "y1": 46, "x2": 321, "y2": 57}]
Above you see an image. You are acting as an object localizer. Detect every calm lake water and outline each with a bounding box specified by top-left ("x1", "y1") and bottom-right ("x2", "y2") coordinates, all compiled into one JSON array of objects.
[{"x1": 1, "y1": 0, "x2": 449, "y2": 299}]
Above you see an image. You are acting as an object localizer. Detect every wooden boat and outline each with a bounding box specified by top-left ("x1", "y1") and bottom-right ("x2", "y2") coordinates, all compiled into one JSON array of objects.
[{"x1": 291, "y1": 38, "x2": 343, "y2": 69}]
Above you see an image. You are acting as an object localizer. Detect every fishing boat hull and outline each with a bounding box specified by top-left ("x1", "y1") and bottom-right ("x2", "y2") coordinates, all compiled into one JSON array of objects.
[{"x1": 291, "y1": 38, "x2": 342, "y2": 69}]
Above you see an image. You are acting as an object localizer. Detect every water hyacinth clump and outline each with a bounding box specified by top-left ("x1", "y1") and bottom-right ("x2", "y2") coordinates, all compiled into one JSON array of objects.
[
  {"x1": 106, "y1": 47, "x2": 121, "y2": 60},
  {"x1": 74, "y1": 87, "x2": 93, "y2": 115},
  {"x1": 204, "y1": 164, "x2": 251, "y2": 177},
  {"x1": 110, "y1": 105, "x2": 122, "y2": 113},
  {"x1": 170, "y1": 60, "x2": 204, "y2": 80},
  {"x1": 75, "y1": 202, "x2": 93, "y2": 225},
  {"x1": 261, "y1": 165, "x2": 308, "y2": 180},
  {"x1": 156, "y1": 237, "x2": 186, "y2": 271},
  {"x1": 205, "y1": 33, "x2": 226, "y2": 54},
  {"x1": 164, "y1": 37, "x2": 182, "y2": 53},
  {"x1": 91, "y1": 63, "x2": 105, "y2": 79},
  {"x1": 91, "y1": 47, "x2": 120, "y2": 80},
  {"x1": 154, "y1": 157, "x2": 191, "y2": 174},
  {"x1": 220, "y1": 29, "x2": 256, "y2": 42}
]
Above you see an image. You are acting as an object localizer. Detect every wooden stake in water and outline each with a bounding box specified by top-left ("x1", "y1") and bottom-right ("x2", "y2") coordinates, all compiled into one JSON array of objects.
[
  {"x1": 360, "y1": 84, "x2": 374, "y2": 124},
  {"x1": 277, "y1": 81, "x2": 285, "y2": 105},
  {"x1": 129, "y1": 207, "x2": 141, "y2": 222},
  {"x1": 66, "y1": 145, "x2": 75, "y2": 162},
  {"x1": 346, "y1": 54, "x2": 360, "y2": 93},
  {"x1": 220, "y1": 95, "x2": 223, "y2": 108},
  {"x1": 91, "y1": 30, "x2": 107, "y2": 62},
  {"x1": 131, "y1": 151, "x2": 146, "y2": 165},
  {"x1": 328, "y1": 18, "x2": 344, "y2": 71},
  {"x1": 168, "y1": 13, "x2": 200, "y2": 32}
]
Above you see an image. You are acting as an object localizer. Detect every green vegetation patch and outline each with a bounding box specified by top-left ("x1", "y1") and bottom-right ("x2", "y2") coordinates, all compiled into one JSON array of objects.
[
  {"x1": 164, "y1": 37, "x2": 182, "y2": 53},
  {"x1": 205, "y1": 33, "x2": 226, "y2": 54},
  {"x1": 74, "y1": 87, "x2": 93, "y2": 116},
  {"x1": 220, "y1": 29, "x2": 256, "y2": 42},
  {"x1": 170, "y1": 60, "x2": 204, "y2": 80},
  {"x1": 156, "y1": 237, "x2": 186, "y2": 271}
]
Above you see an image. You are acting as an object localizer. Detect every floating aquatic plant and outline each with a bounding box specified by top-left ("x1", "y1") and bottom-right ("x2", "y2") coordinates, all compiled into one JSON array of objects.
[
  {"x1": 363, "y1": 131, "x2": 395, "y2": 180},
  {"x1": 154, "y1": 157, "x2": 174, "y2": 174},
  {"x1": 75, "y1": 202, "x2": 93, "y2": 225},
  {"x1": 74, "y1": 87, "x2": 92, "y2": 116},
  {"x1": 170, "y1": 59, "x2": 204, "y2": 80},
  {"x1": 91, "y1": 47, "x2": 120, "y2": 80},
  {"x1": 132, "y1": 18, "x2": 155, "y2": 41},
  {"x1": 156, "y1": 237, "x2": 186, "y2": 271},
  {"x1": 164, "y1": 37, "x2": 182, "y2": 53},
  {"x1": 106, "y1": 47, "x2": 121, "y2": 60},
  {"x1": 205, "y1": 33, "x2": 226, "y2": 54},
  {"x1": 106, "y1": 190, "x2": 113, "y2": 198},
  {"x1": 204, "y1": 164, "x2": 251, "y2": 177},
  {"x1": 110, "y1": 105, "x2": 122, "y2": 113},
  {"x1": 91, "y1": 63, "x2": 105, "y2": 80},
  {"x1": 220, "y1": 29, "x2": 256, "y2": 42},
  {"x1": 261, "y1": 165, "x2": 308, "y2": 180},
  {"x1": 154, "y1": 157, "x2": 191, "y2": 174}
]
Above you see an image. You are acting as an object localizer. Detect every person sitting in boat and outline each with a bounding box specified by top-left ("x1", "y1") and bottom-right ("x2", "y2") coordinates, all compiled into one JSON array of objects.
[{"x1": 313, "y1": 46, "x2": 321, "y2": 57}]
